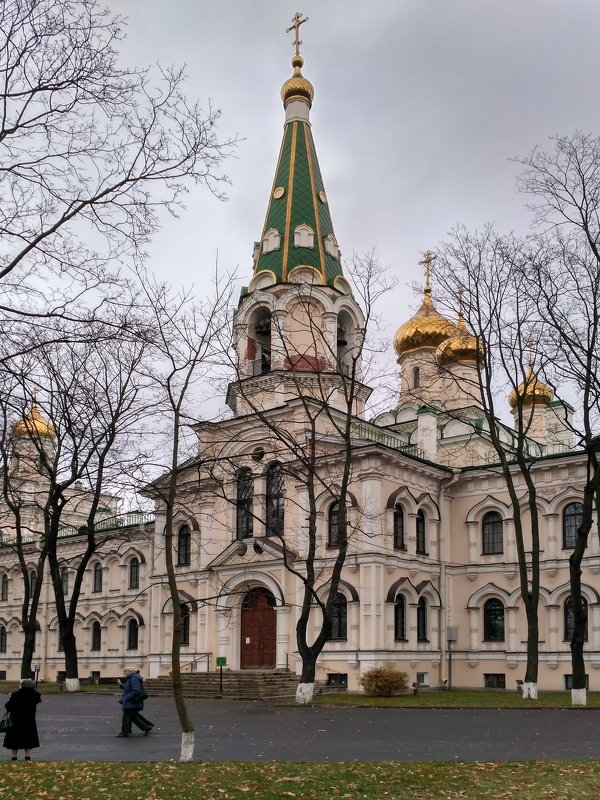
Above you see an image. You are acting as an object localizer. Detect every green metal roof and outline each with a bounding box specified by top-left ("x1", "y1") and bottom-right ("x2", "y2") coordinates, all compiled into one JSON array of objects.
[{"x1": 253, "y1": 115, "x2": 344, "y2": 287}]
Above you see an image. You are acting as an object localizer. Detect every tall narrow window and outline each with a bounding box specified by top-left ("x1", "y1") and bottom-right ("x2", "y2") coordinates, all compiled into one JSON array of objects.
[
  {"x1": 483, "y1": 598, "x2": 505, "y2": 641},
  {"x1": 180, "y1": 603, "x2": 190, "y2": 645},
  {"x1": 330, "y1": 593, "x2": 347, "y2": 640},
  {"x1": 563, "y1": 502, "x2": 583, "y2": 550},
  {"x1": 393, "y1": 504, "x2": 405, "y2": 550},
  {"x1": 416, "y1": 510, "x2": 427, "y2": 555},
  {"x1": 92, "y1": 563, "x2": 102, "y2": 593},
  {"x1": 29, "y1": 570, "x2": 37, "y2": 596},
  {"x1": 266, "y1": 462, "x2": 285, "y2": 537},
  {"x1": 328, "y1": 502, "x2": 341, "y2": 547},
  {"x1": 252, "y1": 308, "x2": 272, "y2": 375},
  {"x1": 482, "y1": 511, "x2": 503, "y2": 555},
  {"x1": 564, "y1": 596, "x2": 588, "y2": 641},
  {"x1": 91, "y1": 621, "x2": 101, "y2": 651},
  {"x1": 394, "y1": 595, "x2": 406, "y2": 641},
  {"x1": 177, "y1": 527, "x2": 191, "y2": 566},
  {"x1": 129, "y1": 557, "x2": 140, "y2": 589},
  {"x1": 127, "y1": 619, "x2": 139, "y2": 650},
  {"x1": 0, "y1": 626, "x2": 6, "y2": 653},
  {"x1": 417, "y1": 597, "x2": 428, "y2": 642},
  {"x1": 236, "y1": 468, "x2": 254, "y2": 539},
  {"x1": 412, "y1": 366, "x2": 420, "y2": 388},
  {"x1": 1, "y1": 574, "x2": 7, "y2": 601},
  {"x1": 61, "y1": 567, "x2": 69, "y2": 597}
]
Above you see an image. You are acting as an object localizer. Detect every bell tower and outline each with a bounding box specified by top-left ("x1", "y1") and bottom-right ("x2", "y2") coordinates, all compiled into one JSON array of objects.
[{"x1": 227, "y1": 14, "x2": 369, "y2": 417}]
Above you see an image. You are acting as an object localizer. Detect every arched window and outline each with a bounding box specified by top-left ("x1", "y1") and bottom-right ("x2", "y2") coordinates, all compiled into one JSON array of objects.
[
  {"x1": 92, "y1": 563, "x2": 102, "y2": 593},
  {"x1": 394, "y1": 595, "x2": 406, "y2": 641},
  {"x1": 61, "y1": 567, "x2": 69, "y2": 597},
  {"x1": 328, "y1": 502, "x2": 341, "y2": 547},
  {"x1": 180, "y1": 603, "x2": 190, "y2": 645},
  {"x1": 483, "y1": 598, "x2": 505, "y2": 641},
  {"x1": 0, "y1": 574, "x2": 8, "y2": 602},
  {"x1": 482, "y1": 511, "x2": 503, "y2": 555},
  {"x1": 417, "y1": 597, "x2": 428, "y2": 642},
  {"x1": 251, "y1": 308, "x2": 272, "y2": 375},
  {"x1": 91, "y1": 621, "x2": 101, "y2": 651},
  {"x1": 0, "y1": 626, "x2": 6, "y2": 653},
  {"x1": 127, "y1": 619, "x2": 139, "y2": 650},
  {"x1": 177, "y1": 527, "x2": 191, "y2": 566},
  {"x1": 293, "y1": 223, "x2": 315, "y2": 248},
  {"x1": 393, "y1": 504, "x2": 405, "y2": 550},
  {"x1": 129, "y1": 557, "x2": 140, "y2": 589},
  {"x1": 29, "y1": 570, "x2": 37, "y2": 596},
  {"x1": 563, "y1": 503, "x2": 583, "y2": 550},
  {"x1": 564, "y1": 596, "x2": 588, "y2": 641},
  {"x1": 412, "y1": 366, "x2": 420, "y2": 389},
  {"x1": 236, "y1": 469, "x2": 254, "y2": 540},
  {"x1": 330, "y1": 593, "x2": 347, "y2": 640},
  {"x1": 416, "y1": 510, "x2": 427, "y2": 555},
  {"x1": 266, "y1": 462, "x2": 285, "y2": 537}
]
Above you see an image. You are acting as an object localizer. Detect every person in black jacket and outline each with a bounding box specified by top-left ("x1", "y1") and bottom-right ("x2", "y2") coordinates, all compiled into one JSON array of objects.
[{"x1": 3, "y1": 678, "x2": 41, "y2": 760}]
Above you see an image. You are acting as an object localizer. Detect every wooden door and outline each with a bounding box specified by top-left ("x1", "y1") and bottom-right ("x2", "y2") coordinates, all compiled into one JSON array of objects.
[{"x1": 240, "y1": 588, "x2": 276, "y2": 668}]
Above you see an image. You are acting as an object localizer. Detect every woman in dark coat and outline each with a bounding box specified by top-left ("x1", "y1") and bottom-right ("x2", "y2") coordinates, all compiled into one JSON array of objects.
[{"x1": 3, "y1": 678, "x2": 41, "y2": 760}]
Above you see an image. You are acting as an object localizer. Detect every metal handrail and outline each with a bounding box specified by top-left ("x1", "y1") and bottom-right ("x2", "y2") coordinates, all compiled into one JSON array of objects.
[{"x1": 180, "y1": 653, "x2": 212, "y2": 673}]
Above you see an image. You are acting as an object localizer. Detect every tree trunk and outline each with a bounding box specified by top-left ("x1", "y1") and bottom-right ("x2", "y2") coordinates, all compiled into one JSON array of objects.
[
  {"x1": 62, "y1": 630, "x2": 80, "y2": 691},
  {"x1": 20, "y1": 625, "x2": 36, "y2": 679},
  {"x1": 295, "y1": 652, "x2": 317, "y2": 704}
]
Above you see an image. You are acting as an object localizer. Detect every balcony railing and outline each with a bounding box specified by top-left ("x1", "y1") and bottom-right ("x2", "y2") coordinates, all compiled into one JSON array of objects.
[
  {"x1": 0, "y1": 510, "x2": 155, "y2": 546},
  {"x1": 351, "y1": 422, "x2": 425, "y2": 459}
]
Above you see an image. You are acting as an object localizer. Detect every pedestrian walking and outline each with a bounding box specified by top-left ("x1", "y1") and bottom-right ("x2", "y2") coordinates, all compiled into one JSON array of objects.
[
  {"x1": 3, "y1": 678, "x2": 41, "y2": 760},
  {"x1": 116, "y1": 667, "x2": 153, "y2": 737}
]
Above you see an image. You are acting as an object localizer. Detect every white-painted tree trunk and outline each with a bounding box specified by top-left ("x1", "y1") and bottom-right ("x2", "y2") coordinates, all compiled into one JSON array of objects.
[
  {"x1": 572, "y1": 688, "x2": 587, "y2": 706},
  {"x1": 295, "y1": 682, "x2": 315, "y2": 704},
  {"x1": 180, "y1": 731, "x2": 195, "y2": 762},
  {"x1": 64, "y1": 678, "x2": 80, "y2": 692},
  {"x1": 521, "y1": 682, "x2": 538, "y2": 699}
]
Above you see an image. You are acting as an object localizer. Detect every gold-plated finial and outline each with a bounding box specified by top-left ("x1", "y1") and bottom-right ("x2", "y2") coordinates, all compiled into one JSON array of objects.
[
  {"x1": 418, "y1": 251, "x2": 436, "y2": 295},
  {"x1": 286, "y1": 12, "x2": 309, "y2": 58}
]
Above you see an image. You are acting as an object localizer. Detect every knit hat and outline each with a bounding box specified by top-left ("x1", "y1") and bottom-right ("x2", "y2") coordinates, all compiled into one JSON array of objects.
[{"x1": 20, "y1": 679, "x2": 36, "y2": 689}]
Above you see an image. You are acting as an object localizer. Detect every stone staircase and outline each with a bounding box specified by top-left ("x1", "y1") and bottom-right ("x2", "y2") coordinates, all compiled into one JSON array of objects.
[{"x1": 145, "y1": 670, "x2": 302, "y2": 701}]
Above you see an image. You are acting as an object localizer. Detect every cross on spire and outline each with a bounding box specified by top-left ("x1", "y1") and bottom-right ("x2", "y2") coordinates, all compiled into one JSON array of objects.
[
  {"x1": 418, "y1": 250, "x2": 436, "y2": 293},
  {"x1": 286, "y1": 12, "x2": 309, "y2": 57}
]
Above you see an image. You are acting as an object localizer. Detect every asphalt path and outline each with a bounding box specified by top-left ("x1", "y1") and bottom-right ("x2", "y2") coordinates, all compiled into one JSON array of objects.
[{"x1": 5, "y1": 693, "x2": 600, "y2": 762}]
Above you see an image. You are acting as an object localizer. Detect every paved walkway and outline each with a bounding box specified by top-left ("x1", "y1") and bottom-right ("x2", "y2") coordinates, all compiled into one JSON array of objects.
[{"x1": 7, "y1": 693, "x2": 600, "y2": 762}]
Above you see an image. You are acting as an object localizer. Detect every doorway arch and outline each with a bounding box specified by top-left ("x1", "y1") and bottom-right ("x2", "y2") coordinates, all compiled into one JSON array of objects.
[{"x1": 240, "y1": 587, "x2": 276, "y2": 668}]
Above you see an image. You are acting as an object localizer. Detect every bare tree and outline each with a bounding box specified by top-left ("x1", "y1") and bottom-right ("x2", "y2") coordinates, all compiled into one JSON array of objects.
[
  {"x1": 434, "y1": 229, "x2": 550, "y2": 698},
  {"x1": 516, "y1": 132, "x2": 600, "y2": 704},
  {"x1": 139, "y1": 274, "x2": 234, "y2": 761},
  {"x1": 1, "y1": 314, "x2": 155, "y2": 690},
  {"x1": 0, "y1": 0, "x2": 233, "y2": 336}
]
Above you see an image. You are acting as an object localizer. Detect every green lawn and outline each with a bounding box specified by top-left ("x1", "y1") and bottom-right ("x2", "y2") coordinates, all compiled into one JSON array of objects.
[
  {"x1": 313, "y1": 690, "x2": 600, "y2": 708},
  {"x1": 1, "y1": 761, "x2": 599, "y2": 800}
]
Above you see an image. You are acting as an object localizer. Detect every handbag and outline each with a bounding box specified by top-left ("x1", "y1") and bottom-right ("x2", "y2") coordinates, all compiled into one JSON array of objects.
[
  {"x1": 135, "y1": 688, "x2": 149, "y2": 702},
  {"x1": 0, "y1": 711, "x2": 13, "y2": 733}
]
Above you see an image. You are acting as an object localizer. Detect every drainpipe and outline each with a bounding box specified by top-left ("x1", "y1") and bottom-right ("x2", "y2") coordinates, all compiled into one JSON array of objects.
[{"x1": 438, "y1": 469, "x2": 461, "y2": 688}]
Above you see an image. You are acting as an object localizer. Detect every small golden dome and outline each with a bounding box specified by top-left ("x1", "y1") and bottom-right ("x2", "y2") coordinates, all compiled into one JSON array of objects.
[
  {"x1": 436, "y1": 313, "x2": 483, "y2": 366},
  {"x1": 508, "y1": 367, "x2": 553, "y2": 409},
  {"x1": 394, "y1": 289, "x2": 455, "y2": 357},
  {"x1": 281, "y1": 55, "x2": 314, "y2": 106},
  {"x1": 12, "y1": 402, "x2": 56, "y2": 439}
]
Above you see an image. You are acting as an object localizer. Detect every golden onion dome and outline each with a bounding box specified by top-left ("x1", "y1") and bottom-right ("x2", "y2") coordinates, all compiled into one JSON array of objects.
[
  {"x1": 508, "y1": 366, "x2": 553, "y2": 410},
  {"x1": 281, "y1": 55, "x2": 314, "y2": 106},
  {"x1": 394, "y1": 287, "x2": 455, "y2": 357},
  {"x1": 12, "y1": 402, "x2": 56, "y2": 439},
  {"x1": 436, "y1": 313, "x2": 483, "y2": 366}
]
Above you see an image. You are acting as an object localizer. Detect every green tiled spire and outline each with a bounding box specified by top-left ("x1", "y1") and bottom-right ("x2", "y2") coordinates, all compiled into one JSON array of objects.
[{"x1": 252, "y1": 26, "x2": 344, "y2": 288}]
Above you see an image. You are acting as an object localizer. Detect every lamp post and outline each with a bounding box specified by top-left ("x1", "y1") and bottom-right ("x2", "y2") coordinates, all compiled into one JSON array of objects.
[{"x1": 447, "y1": 626, "x2": 458, "y2": 690}]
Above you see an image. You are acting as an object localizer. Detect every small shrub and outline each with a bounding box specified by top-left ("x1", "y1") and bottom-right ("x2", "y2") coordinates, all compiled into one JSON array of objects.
[{"x1": 360, "y1": 667, "x2": 408, "y2": 697}]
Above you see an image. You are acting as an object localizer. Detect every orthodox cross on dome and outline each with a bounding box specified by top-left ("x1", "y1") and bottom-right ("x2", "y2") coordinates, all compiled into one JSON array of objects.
[
  {"x1": 286, "y1": 12, "x2": 309, "y2": 57},
  {"x1": 418, "y1": 250, "x2": 436, "y2": 294}
]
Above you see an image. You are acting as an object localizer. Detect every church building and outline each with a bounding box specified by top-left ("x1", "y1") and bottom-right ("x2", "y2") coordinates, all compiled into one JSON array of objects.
[{"x1": 0, "y1": 19, "x2": 598, "y2": 693}]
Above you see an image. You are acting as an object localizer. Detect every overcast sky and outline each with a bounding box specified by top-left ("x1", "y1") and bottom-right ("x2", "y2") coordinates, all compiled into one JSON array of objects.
[{"x1": 107, "y1": 0, "x2": 600, "y2": 386}]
